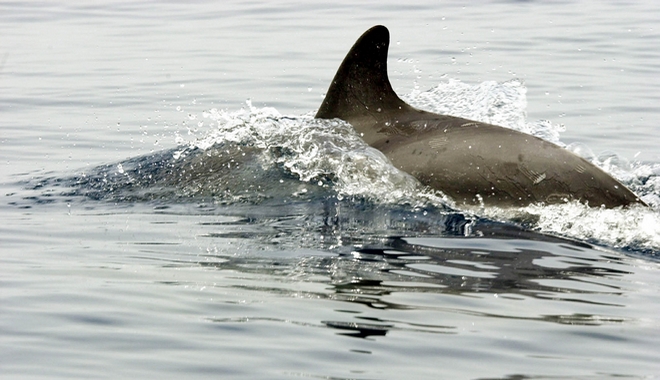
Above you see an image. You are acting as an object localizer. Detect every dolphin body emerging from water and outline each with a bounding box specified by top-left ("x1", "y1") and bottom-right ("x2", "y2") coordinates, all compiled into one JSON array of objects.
[{"x1": 315, "y1": 25, "x2": 644, "y2": 208}]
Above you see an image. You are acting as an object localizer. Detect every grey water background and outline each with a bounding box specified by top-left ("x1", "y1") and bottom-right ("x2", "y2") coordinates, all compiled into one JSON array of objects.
[{"x1": 2, "y1": 1, "x2": 660, "y2": 379}]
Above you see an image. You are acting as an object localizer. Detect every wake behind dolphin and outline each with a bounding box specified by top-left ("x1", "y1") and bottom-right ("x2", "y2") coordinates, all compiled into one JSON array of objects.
[{"x1": 316, "y1": 25, "x2": 645, "y2": 208}]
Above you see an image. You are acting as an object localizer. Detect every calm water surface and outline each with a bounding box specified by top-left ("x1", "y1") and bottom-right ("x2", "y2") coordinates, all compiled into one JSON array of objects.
[{"x1": 2, "y1": 1, "x2": 660, "y2": 379}]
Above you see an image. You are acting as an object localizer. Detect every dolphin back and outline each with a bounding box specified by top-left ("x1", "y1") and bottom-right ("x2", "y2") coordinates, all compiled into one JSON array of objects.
[{"x1": 315, "y1": 25, "x2": 645, "y2": 208}]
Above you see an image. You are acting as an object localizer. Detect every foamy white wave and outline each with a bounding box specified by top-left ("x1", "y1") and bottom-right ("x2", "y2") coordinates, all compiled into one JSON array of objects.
[
  {"x1": 188, "y1": 101, "x2": 449, "y2": 207},
  {"x1": 528, "y1": 203, "x2": 659, "y2": 253},
  {"x1": 629, "y1": 162, "x2": 660, "y2": 208}
]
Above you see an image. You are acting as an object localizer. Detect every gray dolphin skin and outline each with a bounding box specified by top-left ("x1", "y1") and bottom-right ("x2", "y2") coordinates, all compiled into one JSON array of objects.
[{"x1": 315, "y1": 25, "x2": 644, "y2": 208}]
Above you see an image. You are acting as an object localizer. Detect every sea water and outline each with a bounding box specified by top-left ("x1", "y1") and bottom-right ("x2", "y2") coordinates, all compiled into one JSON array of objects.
[{"x1": 2, "y1": 1, "x2": 660, "y2": 379}]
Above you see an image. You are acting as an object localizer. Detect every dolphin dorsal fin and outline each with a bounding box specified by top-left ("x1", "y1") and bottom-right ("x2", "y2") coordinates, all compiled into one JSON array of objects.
[{"x1": 315, "y1": 25, "x2": 412, "y2": 124}]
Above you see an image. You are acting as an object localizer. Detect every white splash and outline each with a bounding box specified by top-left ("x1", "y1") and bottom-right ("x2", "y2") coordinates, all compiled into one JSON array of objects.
[
  {"x1": 189, "y1": 101, "x2": 447, "y2": 207},
  {"x1": 530, "y1": 203, "x2": 659, "y2": 253}
]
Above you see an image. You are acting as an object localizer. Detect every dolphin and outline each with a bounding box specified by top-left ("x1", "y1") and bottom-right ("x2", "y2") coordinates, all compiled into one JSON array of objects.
[{"x1": 315, "y1": 25, "x2": 644, "y2": 208}]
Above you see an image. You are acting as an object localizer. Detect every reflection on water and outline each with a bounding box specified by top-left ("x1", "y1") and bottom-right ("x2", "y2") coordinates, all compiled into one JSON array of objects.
[
  {"x1": 156, "y1": 204, "x2": 636, "y2": 341},
  {"x1": 4, "y1": 185, "x2": 657, "y2": 378}
]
